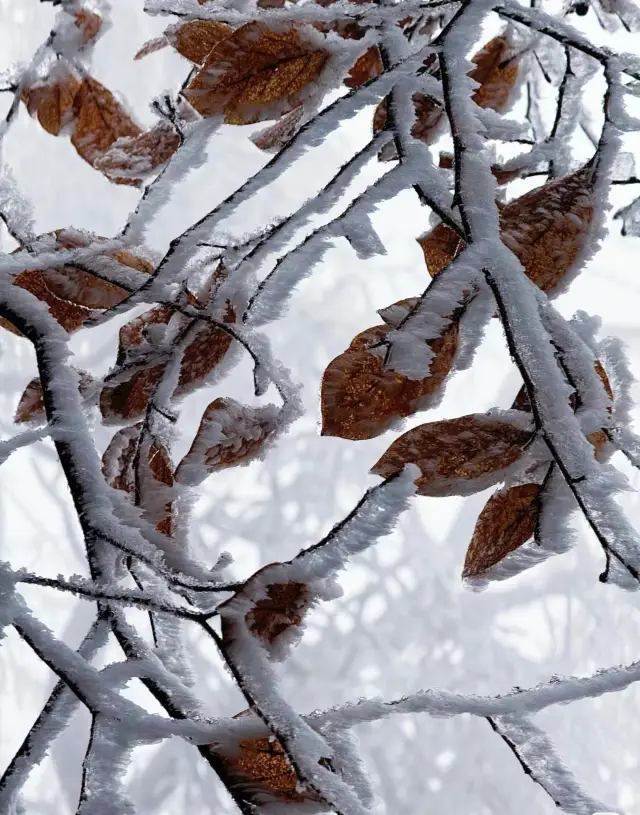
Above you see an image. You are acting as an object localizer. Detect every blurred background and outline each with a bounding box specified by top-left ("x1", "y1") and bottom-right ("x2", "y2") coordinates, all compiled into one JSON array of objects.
[{"x1": 1, "y1": 1, "x2": 640, "y2": 813}]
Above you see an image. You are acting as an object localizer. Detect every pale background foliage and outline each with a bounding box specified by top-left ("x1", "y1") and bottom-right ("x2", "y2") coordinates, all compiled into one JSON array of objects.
[{"x1": 1, "y1": 1, "x2": 640, "y2": 813}]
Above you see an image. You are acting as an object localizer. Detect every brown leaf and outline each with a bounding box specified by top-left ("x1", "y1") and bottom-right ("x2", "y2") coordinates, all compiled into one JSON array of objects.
[
  {"x1": 439, "y1": 152, "x2": 520, "y2": 185},
  {"x1": 0, "y1": 229, "x2": 152, "y2": 336},
  {"x1": 251, "y1": 105, "x2": 303, "y2": 152},
  {"x1": 418, "y1": 166, "x2": 595, "y2": 292},
  {"x1": 171, "y1": 20, "x2": 233, "y2": 63},
  {"x1": 101, "y1": 423, "x2": 141, "y2": 495},
  {"x1": 71, "y1": 76, "x2": 142, "y2": 178},
  {"x1": 93, "y1": 121, "x2": 181, "y2": 184},
  {"x1": 99, "y1": 306, "x2": 173, "y2": 423},
  {"x1": 99, "y1": 301, "x2": 236, "y2": 423},
  {"x1": 246, "y1": 580, "x2": 309, "y2": 646},
  {"x1": 345, "y1": 45, "x2": 383, "y2": 89},
  {"x1": 134, "y1": 36, "x2": 169, "y2": 61},
  {"x1": 370, "y1": 413, "x2": 533, "y2": 496},
  {"x1": 21, "y1": 69, "x2": 82, "y2": 136},
  {"x1": 417, "y1": 222, "x2": 465, "y2": 278},
  {"x1": 176, "y1": 397, "x2": 279, "y2": 485},
  {"x1": 73, "y1": 8, "x2": 103, "y2": 45},
  {"x1": 14, "y1": 369, "x2": 94, "y2": 425},
  {"x1": 463, "y1": 483, "x2": 541, "y2": 577},
  {"x1": 136, "y1": 20, "x2": 233, "y2": 63},
  {"x1": 183, "y1": 22, "x2": 329, "y2": 124},
  {"x1": 219, "y1": 563, "x2": 313, "y2": 662},
  {"x1": 321, "y1": 311, "x2": 459, "y2": 440},
  {"x1": 469, "y1": 35, "x2": 520, "y2": 112},
  {"x1": 102, "y1": 425, "x2": 175, "y2": 532},
  {"x1": 210, "y1": 711, "x2": 320, "y2": 804},
  {"x1": 372, "y1": 93, "x2": 445, "y2": 152},
  {"x1": 372, "y1": 36, "x2": 518, "y2": 159}
]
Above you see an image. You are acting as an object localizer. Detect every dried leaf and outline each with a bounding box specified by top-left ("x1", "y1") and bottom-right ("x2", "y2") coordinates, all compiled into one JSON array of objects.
[
  {"x1": 14, "y1": 369, "x2": 94, "y2": 425},
  {"x1": 417, "y1": 222, "x2": 465, "y2": 278},
  {"x1": 251, "y1": 105, "x2": 303, "y2": 152},
  {"x1": 21, "y1": 69, "x2": 82, "y2": 136},
  {"x1": 71, "y1": 76, "x2": 142, "y2": 178},
  {"x1": 73, "y1": 8, "x2": 103, "y2": 45},
  {"x1": 321, "y1": 312, "x2": 459, "y2": 440},
  {"x1": 418, "y1": 166, "x2": 595, "y2": 292},
  {"x1": 176, "y1": 397, "x2": 279, "y2": 485},
  {"x1": 171, "y1": 20, "x2": 233, "y2": 63},
  {"x1": 99, "y1": 303, "x2": 235, "y2": 423},
  {"x1": 93, "y1": 121, "x2": 181, "y2": 184},
  {"x1": 101, "y1": 423, "x2": 141, "y2": 495},
  {"x1": 345, "y1": 45, "x2": 382, "y2": 89},
  {"x1": 0, "y1": 230, "x2": 152, "y2": 336},
  {"x1": 372, "y1": 93, "x2": 445, "y2": 151},
  {"x1": 102, "y1": 425, "x2": 175, "y2": 532},
  {"x1": 463, "y1": 483, "x2": 541, "y2": 577},
  {"x1": 219, "y1": 562, "x2": 315, "y2": 664},
  {"x1": 469, "y1": 35, "x2": 520, "y2": 112},
  {"x1": 134, "y1": 36, "x2": 169, "y2": 60},
  {"x1": 183, "y1": 22, "x2": 329, "y2": 124},
  {"x1": 370, "y1": 413, "x2": 533, "y2": 496},
  {"x1": 210, "y1": 712, "x2": 320, "y2": 804},
  {"x1": 439, "y1": 152, "x2": 520, "y2": 185}
]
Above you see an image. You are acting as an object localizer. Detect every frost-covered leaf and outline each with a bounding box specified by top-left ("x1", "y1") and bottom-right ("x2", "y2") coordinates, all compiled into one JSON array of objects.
[
  {"x1": 183, "y1": 22, "x2": 329, "y2": 124},
  {"x1": 72, "y1": 8, "x2": 103, "y2": 46},
  {"x1": 99, "y1": 302, "x2": 235, "y2": 424},
  {"x1": 71, "y1": 76, "x2": 142, "y2": 183},
  {"x1": 101, "y1": 423, "x2": 141, "y2": 495},
  {"x1": 93, "y1": 121, "x2": 181, "y2": 184},
  {"x1": 102, "y1": 425, "x2": 175, "y2": 533},
  {"x1": 176, "y1": 397, "x2": 280, "y2": 485},
  {"x1": 344, "y1": 45, "x2": 382, "y2": 89},
  {"x1": 370, "y1": 413, "x2": 533, "y2": 496},
  {"x1": 14, "y1": 369, "x2": 94, "y2": 425},
  {"x1": 469, "y1": 35, "x2": 520, "y2": 112},
  {"x1": 209, "y1": 711, "x2": 323, "y2": 803},
  {"x1": 418, "y1": 167, "x2": 595, "y2": 292},
  {"x1": 321, "y1": 313, "x2": 459, "y2": 440},
  {"x1": 512, "y1": 359, "x2": 613, "y2": 460},
  {"x1": 463, "y1": 483, "x2": 541, "y2": 577},
  {"x1": 251, "y1": 105, "x2": 304, "y2": 152},
  {"x1": 21, "y1": 65, "x2": 82, "y2": 136},
  {"x1": 136, "y1": 20, "x2": 233, "y2": 64},
  {"x1": 417, "y1": 222, "x2": 465, "y2": 278},
  {"x1": 373, "y1": 35, "x2": 519, "y2": 160},
  {"x1": 218, "y1": 562, "x2": 323, "y2": 662},
  {"x1": 0, "y1": 229, "x2": 152, "y2": 336}
]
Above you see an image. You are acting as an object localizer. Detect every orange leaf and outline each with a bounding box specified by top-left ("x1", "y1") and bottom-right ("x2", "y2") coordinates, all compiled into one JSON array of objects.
[
  {"x1": 183, "y1": 22, "x2": 329, "y2": 124},
  {"x1": 14, "y1": 369, "x2": 94, "y2": 425},
  {"x1": 0, "y1": 229, "x2": 152, "y2": 336},
  {"x1": 73, "y1": 8, "x2": 103, "y2": 45},
  {"x1": 70, "y1": 76, "x2": 142, "y2": 180},
  {"x1": 176, "y1": 397, "x2": 279, "y2": 485},
  {"x1": 251, "y1": 105, "x2": 303, "y2": 152},
  {"x1": 93, "y1": 121, "x2": 181, "y2": 184},
  {"x1": 345, "y1": 45, "x2": 382, "y2": 90},
  {"x1": 172, "y1": 20, "x2": 233, "y2": 63},
  {"x1": 21, "y1": 68, "x2": 82, "y2": 136},
  {"x1": 371, "y1": 413, "x2": 533, "y2": 496},
  {"x1": 321, "y1": 310, "x2": 459, "y2": 440},
  {"x1": 469, "y1": 35, "x2": 520, "y2": 112},
  {"x1": 209, "y1": 712, "x2": 322, "y2": 804},
  {"x1": 463, "y1": 483, "x2": 541, "y2": 577},
  {"x1": 219, "y1": 563, "x2": 315, "y2": 662},
  {"x1": 418, "y1": 166, "x2": 595, "y2": 293}
]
